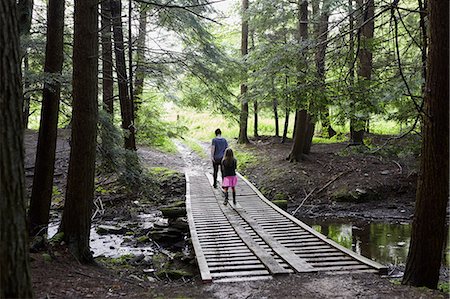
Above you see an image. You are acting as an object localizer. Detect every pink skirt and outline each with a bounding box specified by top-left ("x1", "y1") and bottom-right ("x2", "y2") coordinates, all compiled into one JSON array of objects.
[{"x1": 222, "y1": 176, "x2": 237, "y2": 187}]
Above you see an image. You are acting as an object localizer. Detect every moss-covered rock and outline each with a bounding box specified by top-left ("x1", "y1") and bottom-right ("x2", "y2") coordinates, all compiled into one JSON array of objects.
[
  {"x1": 96, "y1": 225, "x2": 128, "y2": 235},
  {"x1": 137, "y1": 235, "x2": 150, "y2": 243},
  {"x1": 271, "y1": 200, "x2": 288, "y2": 210},
  {"x1": 274, "y1": 192, "x2": 287, "y2": 200},
  {"x1": 332, "y1": 187, "x2": 379, "y2": 202},
  {"x1": 160, "y1": 207, "x2": 186, "y2": 219},
  {"x1": 155, "y1": 269, "x2": 193, "y2": 279},
  {"x1": 42, "y1": 253, "x2": 52, "y2": 262}
]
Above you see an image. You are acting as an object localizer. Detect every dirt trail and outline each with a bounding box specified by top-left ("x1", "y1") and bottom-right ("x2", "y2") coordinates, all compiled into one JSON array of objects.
[{"x1": 173, "y1": 139, "x2": 210, "y2": 176}]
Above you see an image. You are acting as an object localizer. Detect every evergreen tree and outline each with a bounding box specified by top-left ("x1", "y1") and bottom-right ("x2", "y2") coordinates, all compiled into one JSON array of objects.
[
  {"x1": 0, "y1": 0, "x2": 33, "y2": 296},
  {"x1": 59, "y1": 0, "x2": 98, "y2": 263}
]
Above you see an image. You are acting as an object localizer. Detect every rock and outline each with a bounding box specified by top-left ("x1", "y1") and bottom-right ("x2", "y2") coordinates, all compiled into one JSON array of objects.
[
  {"x1": 96, "y1": 225, "x2": 127, "y2": 235},
  {"x1": 128, "y1": 274, "x2": 144, "y2": 282},
  {"x1": 381, "y1": 170, "x2": 390, "y2": 175},
  {"x1": 169, "y1": 217, "x2": 189, "y2": 231},
  {"x1": 150, "y1": 227, "x2": 184, "y2": 242},
  {"x1": 271, "y1": 200, "x2": 288, "y2": 210},
  {"x1": 130, "y1": 254, "x2": 145, "y2": 264},
  {"x1": 332, "y1": 186, "x2": 379, "y2": 202},
  {"x1": 171, "y1": 200, "x2": 186, "y2": 208},
  {"x1": 160, "y1": 207, "x2": 186, "y2": 219},
  {"x1": 42, "y1": 253, "x2": 52, "y2": 262},
  {"x1": 155, "y1": 269, "x2": 193, "y2": 280},
  {"x1": 154, "y1": 218, "x2": 169, "y2": 228},
  {"x1": 137, "y1": 235, "x2": 150, "y2": 243}
]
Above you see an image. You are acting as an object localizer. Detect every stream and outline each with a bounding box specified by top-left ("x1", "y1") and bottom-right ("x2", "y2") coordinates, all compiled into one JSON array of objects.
[{"x1": 305, "y1": 219, "x2": 450, "y2": 269}]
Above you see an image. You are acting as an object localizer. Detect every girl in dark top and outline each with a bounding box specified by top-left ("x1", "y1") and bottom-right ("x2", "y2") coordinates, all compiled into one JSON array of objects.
[{"x1": 221, "y1": 148, "x2": 237, "y2": 205}]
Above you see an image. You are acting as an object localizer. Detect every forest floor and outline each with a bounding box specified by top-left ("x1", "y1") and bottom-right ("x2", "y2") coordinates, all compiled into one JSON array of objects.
[{"x1": 25, "y1": 129, "x2": 448, "y2": 298}]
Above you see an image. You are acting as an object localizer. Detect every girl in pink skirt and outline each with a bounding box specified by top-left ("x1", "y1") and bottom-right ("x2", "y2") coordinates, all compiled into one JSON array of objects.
[{"x1": 221, "y1": 148, "x2": 237, "y2": 205}]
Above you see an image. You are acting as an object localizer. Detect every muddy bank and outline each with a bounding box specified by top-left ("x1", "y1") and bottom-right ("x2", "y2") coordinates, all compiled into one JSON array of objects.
[{"x1": 238, "y1": 135, "x2": 418, "y2": 224}]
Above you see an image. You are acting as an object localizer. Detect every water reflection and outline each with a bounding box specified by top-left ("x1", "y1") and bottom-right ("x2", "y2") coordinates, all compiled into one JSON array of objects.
[{"x1": 307, "y1": 220, "x2": 449, "y2": 267}]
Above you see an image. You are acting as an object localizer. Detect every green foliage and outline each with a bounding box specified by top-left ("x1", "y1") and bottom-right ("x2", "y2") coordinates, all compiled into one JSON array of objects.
[
  {"x1": 98, "y1": 254, "x2": 134, "y2": 270},
  {"x1": 234, "y1": 148, "x2": 257, "y2": 171},
  {"x1": 98, "y1": 110, "x2": 148, "y2": 192},
  {"x1": 49, "y1": 232, "x2": 64, "y2": 245},
  {"x1": 148, "y1": 167, "x2": 179, "y2": 179},
  {"x1": 181, "y1": 138, "x2": 207, "y2": 158},
  {"x1": 136, "y1": 97, "x2": 185, "y2": 153},
  {"x1": 313, "y1": 134, "x2": 347, "y2": 144},
  {"x1": 438, "y1": 282, "x2": 449, "y2": 294}
]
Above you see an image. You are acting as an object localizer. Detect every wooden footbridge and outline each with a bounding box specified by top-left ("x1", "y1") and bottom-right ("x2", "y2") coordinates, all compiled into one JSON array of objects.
[{"x1": 186, "y1": 172, "x2": 387, "y2": 283}]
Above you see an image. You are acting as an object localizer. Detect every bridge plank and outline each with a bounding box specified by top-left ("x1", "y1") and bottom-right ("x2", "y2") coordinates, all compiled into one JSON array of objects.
[
  {"x1": 237, "y1": 173, "x2": 388, "y2": 275},
  {"x1": 185, "y1": 174, "x2": 212, "y2": 282}
]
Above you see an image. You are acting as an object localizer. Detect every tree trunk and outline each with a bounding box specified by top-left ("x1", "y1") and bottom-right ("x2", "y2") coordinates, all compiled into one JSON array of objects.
[
  {"x1": 134, "y1": 2, "x2": 148, "y2": 110},
  {"x1": 128, "y1": 0, "x2": 134, "y2": 118},
  {"x1": 314, "y1": 0, "x2": 334, "y2": 138},
  {"x1": 59, "y1": 0, "x2": 98, "y2": 264},
  {"x1": 272, "y1": 76, "x2": 279, "y2": 137},
  {"x1": 101, "y1": 0, "x2": 114, "y2": 114},
  {"x1": 418, "y1": 0, "x2": 427, "y2": 92},
  {"x1": 17, "y1": 0, "x2": 33, "y2": 36},
  {"x1": 273, "y1": 98, "x2": 279, "y2": 137},
  {"x1": 352, "y1": 0, "x2": 374, "y2": 145},
  {"x1": 288, "y1": 109, "x2": 308, "y2": 161},
  {"x1": 303, "y1": 119, "x2": 315, "y2": 154},
  {"x1": 254, "y1": 99, "x2": 259, "y2": 138},
  {"x1": 23, "y1": 52, "x2": 31, "y2": 128},
  {"x1": 288, "y1": 0, "x2": 309, "y2": 159},
  {"x1": 402, "y1": 0, "x2": 449, "y2": 289},
  {"x1": 111, "y1": 0, "x2": 136, "y2": 150},
  {"x1": 28, "y1": 0, "x2": 65, "y2": 237},
  {"x1": 0, "y1": 1, "x2": 33, "y2": 296},
  {"x1": 282, "y1": 106, "x2": 290, "y2": 143},
  {"x1": 238, "y1": 0, "x2": 249, "y2": 144},
  {"x1": 281, "y1": 74, "x2": 290, "y2": 143}
]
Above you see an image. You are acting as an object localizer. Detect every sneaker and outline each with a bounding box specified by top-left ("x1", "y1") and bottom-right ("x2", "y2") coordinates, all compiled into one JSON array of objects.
[
  {"x1": 223, "y1": 199, "x2": 228, "y2": 205},
  {"x1": 213, "y1": 183, "x2": 217, "y2": 189}
]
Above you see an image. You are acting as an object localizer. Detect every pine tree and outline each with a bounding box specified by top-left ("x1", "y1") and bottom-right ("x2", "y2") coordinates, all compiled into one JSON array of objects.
[{"x1": 0, "y1": 0, "x2": 33, "y2": 296}]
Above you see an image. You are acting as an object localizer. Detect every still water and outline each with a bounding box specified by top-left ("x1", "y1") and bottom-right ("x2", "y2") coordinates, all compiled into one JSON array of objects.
[{"x1": 305, "y1": 220, "x2": 449, "y2": 267}]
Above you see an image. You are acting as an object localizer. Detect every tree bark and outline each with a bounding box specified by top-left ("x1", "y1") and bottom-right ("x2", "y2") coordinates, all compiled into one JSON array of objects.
[
  {"x1": 101, "y1": 0, "x2": 114, "y2": 114},
  {"x1": 59, "y1": 0, "x2": 98, "y2": 264},
  {"x1": 281, "y1": 73, "x2": 290, "y2": 143},
  {"x1": 314, "y1": 0, "x2": 334, "y2": 138},
  {"x1": 0, "y1": 0, "x2": 33, "y2": 297},
  {"x1": 303, "y1": 119, "x2": 315, "y2": 154},
  {"x1": 418, "y1": 0, "x2": 427, "y2": 92},
  {"x1": 254, "y1": 99, "x2": 259, "y2": 138},
  {"x1": 28, "y1": 0, "x2": 65, "y2": 237},
  {"x1": 134, "y1": 2, "x2": 148, "y2": 110},
  {"x1": 111, "y1": 0, "x2": 136, "y2": 150},
  {"x1": 17, "y1": 0, "x2": 33, "y2": 36},
  {"x1": 288, "y1": 0, "x2": 309, "y2": 160},
  {"x1": 272, "y1": 76, "x2": 279, "y2": 137},
  {"x1": 402, "y1": 0, "x2": 449, "y2": 289},
  {"x1": 22, "y1": 52, "x2": 31, "y2": 128},
  {"x1": 288, "y1": 109, "x2": 308, "y2": 161},
  {"x1": 128, "y1": 0, "x2": 134, "y2": 118},
  {"x1": 238, "y1": 0, "x2": 250, "y2": 144},
  {"x1": 351, "y1": 0, "x2": 374, "y2": 145}
]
